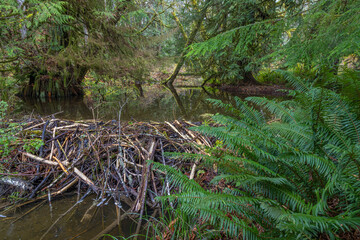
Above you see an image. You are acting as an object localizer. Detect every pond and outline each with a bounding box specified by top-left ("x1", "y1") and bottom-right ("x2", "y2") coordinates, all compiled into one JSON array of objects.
[{"x1": 15, "y1": 85, "x2": 278, "y2": 122}]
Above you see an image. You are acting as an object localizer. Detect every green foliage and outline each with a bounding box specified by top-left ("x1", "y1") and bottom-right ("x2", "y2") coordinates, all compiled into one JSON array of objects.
[
  {"x1": 0, "y1": 0, "x2": 72, "y2": 69},
  {"x1": 256, "y1": 68, "x2": 286, "y2": 85},
  {"x1": 309, "y1": 68, "x2": 360, "y2": 113},
  {"x1": 0, "y1": 101, "x2": 17, "y2": 157},
  {"x1": 1, "y1": 0, "x2": 158, "y2": 97},
  {"x1": 146, "y1": 201, "x2": 220, "y2": 240},
  {"x1": 185, "y1": 0, "x2": 283, "y2": 83},
  {"x1": 280, "y1": 0, "x2": 360, "y2": 71},
  {"x1": 154, "y1": 74, "x2": 360, "y2": 239},
  {"x1": 0, "y1": 101, "x2": 43, "y2": 158},
  {"x1": 8, "y1": 191, "x2": 27, "y2": 202},
  {"x1": 0, "y1": 76, "x2": 19, "y2": 102},
  {"x1": 181, "y1": 0, "x2": 360, "y2": 85}
]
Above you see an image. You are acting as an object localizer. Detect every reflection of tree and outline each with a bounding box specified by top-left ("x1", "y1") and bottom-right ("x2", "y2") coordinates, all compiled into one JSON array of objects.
[
  {"x1": 165, "y1": 85, "x2": 237, "y2": 121},
  {"x1": 202, "y1": 86, "x2": 233, "y2": 101},
  {"x1": 134, "y1": 81, "x2": 144, "y2": 97},
  {"x1": 19, "y1": 86, "x2": 273, "y2": 121},
  {"x1": 20, "y1": 97, "x2": 92, "y2": 120},
  {"x1": 165, "y1": 84, "x2": 188, "y2": 118}
]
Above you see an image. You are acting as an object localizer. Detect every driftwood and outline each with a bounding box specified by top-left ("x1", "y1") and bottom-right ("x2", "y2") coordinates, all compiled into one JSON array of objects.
[{"x1": 0, "y1": 117, "x2": 213, "y2": 217}]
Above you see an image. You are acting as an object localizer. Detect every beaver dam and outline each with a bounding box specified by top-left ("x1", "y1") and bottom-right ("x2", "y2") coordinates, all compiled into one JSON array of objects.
[{"x1": 0, "y1": 116, "x2": 214, "y2": 239}]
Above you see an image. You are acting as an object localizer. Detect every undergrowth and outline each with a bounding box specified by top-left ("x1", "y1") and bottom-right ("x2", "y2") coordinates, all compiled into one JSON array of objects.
[
  {"x1": 0, "y1": 101, "x2": 43, "y2": 158},
  {"x1": 152, "y1": 71, "x2": 360, "y2": 239}
]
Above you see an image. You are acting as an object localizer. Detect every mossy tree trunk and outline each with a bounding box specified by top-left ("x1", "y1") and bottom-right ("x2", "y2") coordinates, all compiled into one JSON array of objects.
[
  {"x1": 21, "y1": 65, "x2": 87, "y2": 98},
  {"x1": 236, "y1": 59, "x2": 260, "y2": 85},
  {"x1": 163, "y1": 1, "x2": 209, "y2": 86}
]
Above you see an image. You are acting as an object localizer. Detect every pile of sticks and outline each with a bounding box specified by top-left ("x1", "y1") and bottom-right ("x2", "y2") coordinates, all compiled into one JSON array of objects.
[{"x1": 0, "y1": 117, "x2": 213, "y2": 213}]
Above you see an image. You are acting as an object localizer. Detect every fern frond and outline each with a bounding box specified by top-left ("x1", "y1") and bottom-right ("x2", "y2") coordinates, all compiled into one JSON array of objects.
[
  {"x1": 161, "y1": 71, "x2": 360, "y2": 238},
  {"x1": 180, "y1": 203, "x2": 262, "y2": 239},
  {"x1": 278, "y1": 213, "x2": 360, "y2": 233},
  {"x1": 213, "y1": 174, "x2": 293, "y2": 188},
  {"x1": 266, "y1": 122, "x2": 313, "y2": 151},
  {"x1": 233, "y1": 97, "x2": 266, "y2": 126},
  {"x1": 276, "y1": 70, "x2": 310, "y2": 92},
  {"x1": 250, "y1": 183, "x2": 312, "y2": 213},
  {"x1": 206, "y1": 98, "x2": 242, "y2": 116},
  {"x1": 152, "y1": 162, "x2": 204, "y2": 192},
  {"x1": 281, "y1": 154, "x2": 336, "y2": 180},
  {"x1": 246, "y1": 97, "x2": 298, "y2": 123}
]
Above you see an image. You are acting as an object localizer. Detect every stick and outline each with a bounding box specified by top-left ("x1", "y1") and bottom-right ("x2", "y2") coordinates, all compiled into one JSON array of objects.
[
  {"x1": 40, "y1": 191, "x2": 90, "y2": 240},
  {"x1": 89, "y1": 211, "x2": 130, "y2": 240},
  {"x1": 23, "y1": 152, "x2": 58, "y2": 166},
  {"x1": 189, "y1": 161, "x2": 199, "y2": 180},
  {"x1": 12, "y1": 200, "x2": 46, "y2": 223},
  {"x1": 74, "y1": 168, "x2": 95, "y2": 187},
  {"x1": 53, "y1": 156, "x2": 69, "y2": 175},
  {"x1": 132, "y1": 139, "x2": 157, "y2": 212},
  {"x1": 160, "y1": 140, "x2": 173, "y2": 208},
  {"x1": 49, "y1": 126, "x2": 56, "y2": 163},
  {"x1": 23, "y1": 152, "x2": 95, "y2": 188},
  {"x1": 55, "y1": 123, "x2": 89, "y2": 130},
  {"x1": 165, "y1": 121, "x2": 190, "y2": 140}
]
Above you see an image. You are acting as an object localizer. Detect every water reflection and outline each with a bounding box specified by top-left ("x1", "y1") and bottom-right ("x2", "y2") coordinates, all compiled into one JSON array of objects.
[
  {"x1": 17, "y1": 85, "x2": 282, "y2": 122},
  {"x1": 17, "y1": 86, "x2": 236, "y2": 122},
  {"x1": 18, "y1": 97, "x2": 93, "y2": 120},
  {"x1": 165, "y1": 84, "x2": 188, "y2": 118},
  {"x1": 0, "y1": 195, "x2": 139, "y2": 240}
]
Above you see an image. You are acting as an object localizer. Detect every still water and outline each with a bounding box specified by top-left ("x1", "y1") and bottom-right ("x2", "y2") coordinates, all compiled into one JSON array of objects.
[
  {"x1": 15, "y1": 85, "x2": 247, "y2": 122},
  {"x1": 0, "y1": 195, "x2": 139, "y2": 240}
]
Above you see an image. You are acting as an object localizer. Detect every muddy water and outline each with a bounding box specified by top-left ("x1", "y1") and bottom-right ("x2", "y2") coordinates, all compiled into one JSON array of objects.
[{"x1": 0, "y1": 195, "x2": 140, "y2": 240}]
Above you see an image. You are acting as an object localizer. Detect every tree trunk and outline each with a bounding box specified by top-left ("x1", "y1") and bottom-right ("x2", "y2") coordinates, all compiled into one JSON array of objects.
[
  {"x1": 243, "y1": 70, "x2": 260, "y2": 85},
  {"x1": 237, "y1": 59, "x2": 260, "y2": 85},
  {"x1": 20, "y1": 65, "x2": 87, "y2": 98},
  {"x1": 163, "y1": 2, "x2": 209, "y2": 86},
  {"x1": 134, "y1": 80, "x2": 144, "y2": 97}
]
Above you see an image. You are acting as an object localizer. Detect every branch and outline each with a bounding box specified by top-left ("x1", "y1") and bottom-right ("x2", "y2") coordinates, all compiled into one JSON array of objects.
[
  {"x1": 136, "y1": 6, "x2": 171, "y2": 34},
  {"x1": 171, "y1": 11, "x2": 188, "y2": 41},
  {"x1": 0, "y1": 57, "x2": 18, "y2": 64}
]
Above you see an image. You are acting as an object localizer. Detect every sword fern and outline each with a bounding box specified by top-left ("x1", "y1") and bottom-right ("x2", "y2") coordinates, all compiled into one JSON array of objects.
[{"x1": 154, "y1": 74, "x2": 360, "y2": 239}]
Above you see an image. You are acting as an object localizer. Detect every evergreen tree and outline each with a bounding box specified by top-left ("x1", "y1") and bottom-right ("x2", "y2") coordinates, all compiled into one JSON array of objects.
[
  {"x1": 183, "y1": 0, "x2": 360, "y2": 85},
  {"x1": 1, "y1": 0, "x2": 154, "y2": 97}
]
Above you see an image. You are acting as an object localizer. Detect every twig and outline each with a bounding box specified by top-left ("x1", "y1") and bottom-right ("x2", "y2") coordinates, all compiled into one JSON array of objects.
[{"x1": 40, "y1": 190, "x2": 91, "y2": 240}]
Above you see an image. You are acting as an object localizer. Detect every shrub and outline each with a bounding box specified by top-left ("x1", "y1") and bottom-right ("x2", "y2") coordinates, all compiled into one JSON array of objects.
[
  {"x1": 154, "y1": 72, "x2": 360, "y2": 239},
  {"x1": 256, "y1": 68, "x2": 287, "y2": 85}
]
